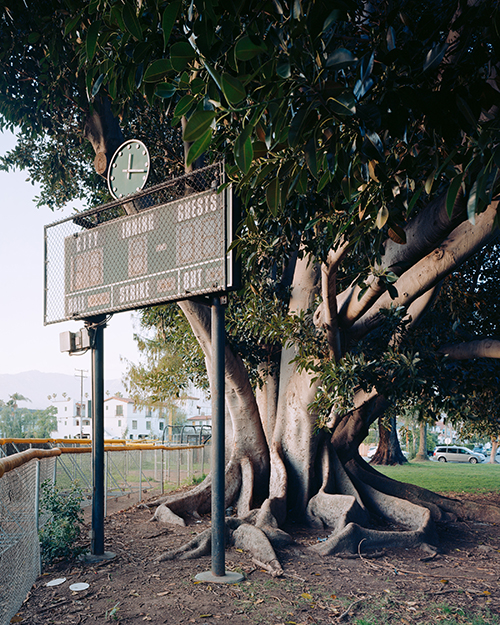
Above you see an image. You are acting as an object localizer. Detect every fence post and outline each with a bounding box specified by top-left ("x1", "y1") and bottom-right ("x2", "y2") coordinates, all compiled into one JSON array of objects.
[
  {"x1": 161, "y1": 447, "x2": 164, "y2": 495},
  {"x1": 35, "y1": 460, "x2": 41, "y2": 532},
  {"x1": 139, "y1": 450, "x2": 143, "y2": 503},
  {"x1": 104, "y1": 451, "x2": 108, "y2": 518},
  {"x1": 177, "y1": 449, "x2": 181, "y2": 487},
  {"x1": 53, "y1": 454, "x2": 57, "y2": 488}
]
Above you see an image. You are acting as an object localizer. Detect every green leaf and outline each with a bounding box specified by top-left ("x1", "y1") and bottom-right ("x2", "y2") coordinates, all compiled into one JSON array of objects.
[
  {"x1": 64, "y1": 13, "x2": 82, "y2": 37},
  {"x1": 376, "y1": 205, "x2": 389, "y2": 229},
  {"x1": 171, "y1": 41, "x2": 195, "y2": 72},
  {"x1": 266, "y1": 178, "x2": 281, "y2": 215},
  {"x1": 407, "y1": 186, "x2": 423, "y2": 216},
  {"x1": 326, "y1": 48, "x2": 356, "y2": 71},
  {"x1": 135, "y1": 64, "x2": 143, "y2": 89},
  {"x1": 183, "y1": 111, "x2": 216, "y2": 142},
  {"x1": 328, "y1": 93, "x2": 356, "y2": 116},
  {"x1": 467, "y1": 179, "x2": 478, "y2": 224},
  {"x1": 445, "y1": 174, "x2": 463, "y2": 218},
  {"x1": 174, "y1": 94, "x2": 196, "y2": 120},
  {"x1": 305, "y1": 138, "x2": 317, "y2": 178},
  {"x1": 28, "y1": 32, "x2": 40, "y2": 44},
  {"x1": 122, "y1": 3, "x2": 143, "y2": 40},
  {"x1": 186, "y1": 128, "x2": 212, "y2": 167},
  {"x1": 143, "y1": 59, "x2": 173, "y2": 82},
  {"x1": 277, "y1": 57, "x2": 291, "y2": 79},
  {"x1": 235, "y1": 36, "x2": 265, "y2": 61},
  {"x1": 317, "y1": 169, "x2": 330, "y2": 192},
  {"x1": 323, "y1": 10, "x2": 340, "y2": 32},
  {"x1": 155, "y1": 82, "x2": 176, "y2": 98},
  {"x1": 288, "y1": 108, "x2": 308, "y2": 148},
  {"x1": 221, "y1": 73, "x2": 246, "y2": 105},
  {"x1": 91, "y1": 73, "x2": 105, "y2": 98},
  {"x1": 86, "y1": 20, "x2": 101, "y2": 62},
  {"x1": 162, "y1": 1, "x2": 181, "y2": 50},
  {"x1": 234, "y1": 125, "x2": 254, "y2": 173},
  {"x1": 423, "y1": 41, "x2": 447, "y2": 72}
]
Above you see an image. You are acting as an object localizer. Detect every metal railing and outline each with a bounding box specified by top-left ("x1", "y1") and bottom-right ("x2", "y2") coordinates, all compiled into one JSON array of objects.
[{"x1": 0, "y1": 438, "x2": 210, "y2": 509}]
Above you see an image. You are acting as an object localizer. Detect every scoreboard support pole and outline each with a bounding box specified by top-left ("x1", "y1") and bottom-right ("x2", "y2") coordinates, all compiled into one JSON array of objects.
[
  {"x1": 195, "y1": 296, "x2": 243, "y2": 584},
  {"x1": 82, "y1": 315, "x2": 115, "y2": 563}
]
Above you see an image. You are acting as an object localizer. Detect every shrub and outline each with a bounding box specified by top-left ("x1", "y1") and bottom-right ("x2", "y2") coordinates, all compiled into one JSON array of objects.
[{"x1": 38, "y1": 480, "x2": 85, "y2": 565}]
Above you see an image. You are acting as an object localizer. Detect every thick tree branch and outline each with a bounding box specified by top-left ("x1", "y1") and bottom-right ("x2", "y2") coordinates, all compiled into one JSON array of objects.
[
  {"x1": 349, "y1": 201, "x2": 499, "y2": 341},
  {"x1": 319, "y1": 243, "x2": 349, "y2": 361},
  {"x1": 338, "y1": 188, "x2": 466, "y2": 330},
  {"x1": 439, "y1": 338, "x2": 500, "y2": 360}
]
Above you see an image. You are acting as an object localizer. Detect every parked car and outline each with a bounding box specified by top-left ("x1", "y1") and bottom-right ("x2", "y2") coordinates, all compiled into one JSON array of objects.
[{"x1": 433, "y1": 446, "x2": 485, "y2": 463}]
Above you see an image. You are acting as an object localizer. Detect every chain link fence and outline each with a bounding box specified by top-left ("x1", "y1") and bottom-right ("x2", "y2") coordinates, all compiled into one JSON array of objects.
[
  {"x1": 0, "y1": 452, "x2": 57, "y2": 625},
  {"x1": 43, "y1": 162, "x2": 237, "y2": 324},
  {"x1": 0, "y1": 442, "x2": 210, "y2": 623},
  {"x1": 54, "y1": 443, "x2": 210, "y2": 510}
]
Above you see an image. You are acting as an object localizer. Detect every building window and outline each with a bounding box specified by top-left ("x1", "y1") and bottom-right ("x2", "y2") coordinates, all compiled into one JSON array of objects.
[
  {"x1": 118, "y1": 420, "x2": 122, "y2": 427},
  {"x1": 132, "y1": 420, "x2": 138, "y2": 430},
  {"x1": 116, "y1": 405, "x2": 123, "y2": 416},
  {"x1": 83, "y1": 420, "x2": 90, "y2": 426},
  {"x1": 76, "y1": 420, "x2": 79, "y2": 426},
  {"x1": 146, "y1": 409, "x2": 152, "y2": 417},
  {"x1": 65, "y1": 407, "x2": 67, "y2": 412},
  {"x1": 130, "y1": 434, "x2": 134, "y2": 440},
  {"x1": 159, "y1": 422, "x2": 164, "y2": 430},
  {"x1": 106, "y1": 405, "x2": 109, "y2": 410},
  {"x1": 64, "y1": 421, "x2": 67, "y2": 426},
  {"x1": 146, "y1": 421, "x2": 151, "y2": 430}
]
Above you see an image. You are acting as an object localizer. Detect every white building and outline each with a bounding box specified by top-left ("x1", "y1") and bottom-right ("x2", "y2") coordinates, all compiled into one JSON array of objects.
[
  {"x1": 52, "y1": 397, "x2": 92, "y2": 439},
  {"x1": 51, "y1": 385, "x2": 211, "y2": 441}
]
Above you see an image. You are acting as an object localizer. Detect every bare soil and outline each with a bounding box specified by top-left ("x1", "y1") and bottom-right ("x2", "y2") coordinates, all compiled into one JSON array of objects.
[{"x1": 17, "y1": 491, "x2": 500, "y2": 624}]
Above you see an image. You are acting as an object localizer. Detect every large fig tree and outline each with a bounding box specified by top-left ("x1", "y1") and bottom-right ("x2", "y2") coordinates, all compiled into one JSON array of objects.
[{"x1": 2, "y1": 0, "x2": 500, "y2": 569}]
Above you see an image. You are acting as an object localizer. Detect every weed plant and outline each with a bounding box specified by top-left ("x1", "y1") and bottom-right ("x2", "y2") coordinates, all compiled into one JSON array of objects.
[{"x1": 38, "y1": 479, "x2": 85, "y2": 565}]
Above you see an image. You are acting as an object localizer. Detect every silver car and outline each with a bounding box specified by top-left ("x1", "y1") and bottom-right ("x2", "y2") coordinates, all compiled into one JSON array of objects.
[{"x1": 433, "y1": 446, "x2": 485, "y2": 464}]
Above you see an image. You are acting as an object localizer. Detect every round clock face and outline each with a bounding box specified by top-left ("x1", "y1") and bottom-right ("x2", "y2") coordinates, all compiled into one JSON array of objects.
[{"x1": 107, "y1": 139, "x2": 150, "y2": 200}]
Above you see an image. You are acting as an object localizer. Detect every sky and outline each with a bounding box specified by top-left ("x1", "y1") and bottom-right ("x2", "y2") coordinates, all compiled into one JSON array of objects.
[{"x1": 0, "y1": 130, "x2": 141, "y2": 380}]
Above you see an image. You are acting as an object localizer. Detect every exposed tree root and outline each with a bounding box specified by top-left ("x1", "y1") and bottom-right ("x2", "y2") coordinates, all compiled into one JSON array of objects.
[
  {"x1": 151, "y1": 446, "x2": 499, "y2": 569},
  {"x1": 308, "y1": 448, "x2": 437, "y2": 555},
  {"x1": 156, "y1": 527, "x2": 213, "y2": 562},
  {"x1": 232, "y1": 523, "x2": 283, "y2": 576},
  {"x1": 347, "y1": 457, "x2": 500, "y2": 524}
]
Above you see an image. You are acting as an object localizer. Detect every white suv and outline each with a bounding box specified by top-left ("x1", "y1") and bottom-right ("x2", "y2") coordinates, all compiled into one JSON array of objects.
[{"x1": 433, "y1": 446, "x2": 485, "y2": 464}]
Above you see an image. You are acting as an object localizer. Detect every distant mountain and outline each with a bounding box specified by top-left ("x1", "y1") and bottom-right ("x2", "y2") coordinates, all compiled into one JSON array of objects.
[{"x1": 0, "y1": 370, "x2": 126, "y2": 409}]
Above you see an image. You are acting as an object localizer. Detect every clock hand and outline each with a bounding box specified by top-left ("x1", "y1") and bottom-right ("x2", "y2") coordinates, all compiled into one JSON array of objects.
[{"x1": 123, "y1": 153, "x2": 147, "y2": 178}]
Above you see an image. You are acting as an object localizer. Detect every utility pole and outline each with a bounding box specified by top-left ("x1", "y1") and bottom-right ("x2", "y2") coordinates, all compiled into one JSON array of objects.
[{"x1": 75, "y1": 369, "x2": 88, "y2": 437}]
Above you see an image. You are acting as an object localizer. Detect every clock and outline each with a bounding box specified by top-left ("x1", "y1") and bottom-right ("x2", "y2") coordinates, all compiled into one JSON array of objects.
[{"x1": 107, "y1": 139, "x2": 151, "y2": 200}]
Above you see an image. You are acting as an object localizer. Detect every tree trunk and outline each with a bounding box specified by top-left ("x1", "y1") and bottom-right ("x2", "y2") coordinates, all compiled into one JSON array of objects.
[
  {"x1": 370, "y1": 416, "x2": 407, "y2": 465},
  {"x1": 490, "y1": 437, "x2": 499, "y2": 464},
  {"x1": 415, "y1": 422, "x2": 428, "y2": 461}
]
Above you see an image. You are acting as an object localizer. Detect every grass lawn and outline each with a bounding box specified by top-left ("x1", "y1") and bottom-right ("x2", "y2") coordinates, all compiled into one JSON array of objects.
[{"x1": 375, "y1": 460, "x2": 500, "y2": 494}]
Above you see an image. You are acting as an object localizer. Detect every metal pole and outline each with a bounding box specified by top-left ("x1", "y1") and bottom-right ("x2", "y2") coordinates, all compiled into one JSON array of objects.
[
  {"x1": 161, "y1": 448, "x2": 164, "y2": 495},
  {"x1": 104, "y1": 451, "x2": 108, "y2": 518},
  {"x1": 195, "y1": 296, "x2": 242, "y2": 584},
  {"x1": 35, "y1": 460, "x2": 41, "y2": 532},
  {"x1": 211, "y1": 296, "x2": 225, "y2": 577},
  {"x1": 90, "y1": 316, "x2": 105, "y2": 556},
  {"x1": 139, "y1": 450, "x2": 143, "y2": 503}
]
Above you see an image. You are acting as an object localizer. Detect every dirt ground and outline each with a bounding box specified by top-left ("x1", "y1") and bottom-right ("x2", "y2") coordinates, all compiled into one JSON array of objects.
[{"x1": 16, "y1": 491, "x2": 500, "y2": 625}]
